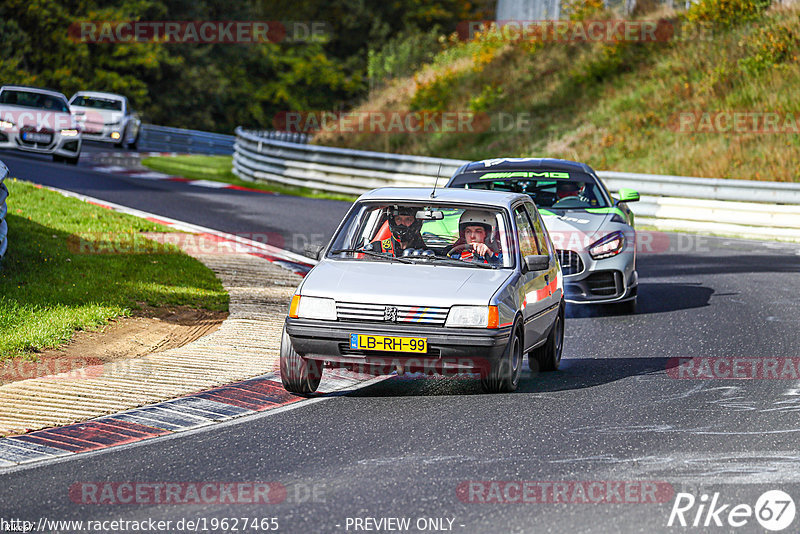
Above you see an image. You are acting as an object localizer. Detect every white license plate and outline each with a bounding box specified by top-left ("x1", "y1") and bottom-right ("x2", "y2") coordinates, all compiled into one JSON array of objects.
[{"x1": 22, "y1": 132, "x2": 52, "y2": 143}]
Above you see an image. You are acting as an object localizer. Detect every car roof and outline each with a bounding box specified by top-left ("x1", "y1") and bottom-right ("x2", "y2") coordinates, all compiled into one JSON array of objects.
[
  {"x1": 452, "y1": 157, "x2": 594, "y2": 176},
  {"x1": 70, "y1": 91, "x2": 126, "y2": 101},
  {"x1": 357, "y1": 187, "x2": 530, "y2": 208},
  {"x1": 0, "y1": 85, "x2": 68, "y2": 99}
]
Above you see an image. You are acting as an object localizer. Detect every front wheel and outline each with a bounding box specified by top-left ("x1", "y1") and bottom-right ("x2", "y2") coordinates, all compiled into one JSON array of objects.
[
  {"x1": 529, "y1": 302, "x2": 564, "y2": 372},
  {"x1": 481, "y1": 323, "x2": 522, "y2": 393},
  {"x1": 279, "y1": 325, "x2": 322, "y2": 395}
]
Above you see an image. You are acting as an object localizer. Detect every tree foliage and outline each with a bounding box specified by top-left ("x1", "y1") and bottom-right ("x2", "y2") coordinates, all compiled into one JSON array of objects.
[{"x1": 0, "y1": 0, "x2": 489, "y2": 132}]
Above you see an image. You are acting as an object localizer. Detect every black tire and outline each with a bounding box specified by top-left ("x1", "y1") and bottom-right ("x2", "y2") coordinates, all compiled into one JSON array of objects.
[
  {"x1": 64, "y1": 154, "x2": 79, "y2": 165},
  {"x1": 52, "y1": 155, "x2": 63, "y2": 163},
  {"x1": 529, "y1": 302, "x2": 565, "y2": 372},
  {"x1": 279, "y1": 325, "x2": 322, "y2": 395},
  {"x1": 481, "y1": 321, "x2": 523, "y2": 393},
  {"x1": 127, "y1": 128, "x2": 140, "y2": 150}
]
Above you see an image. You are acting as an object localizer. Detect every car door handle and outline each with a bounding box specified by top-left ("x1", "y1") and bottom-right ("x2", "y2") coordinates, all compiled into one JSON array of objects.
[{"x1": 544, "y1": 274, "x2": 549, "y2": 284}]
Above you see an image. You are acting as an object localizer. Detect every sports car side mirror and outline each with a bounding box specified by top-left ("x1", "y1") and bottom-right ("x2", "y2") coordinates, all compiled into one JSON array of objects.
[
  {"x1": 523, "y1": 254, "x2": 550, "y2": 273},
  {"x1": 616, "y1": 188, "x2": 640, "y2": 203}
]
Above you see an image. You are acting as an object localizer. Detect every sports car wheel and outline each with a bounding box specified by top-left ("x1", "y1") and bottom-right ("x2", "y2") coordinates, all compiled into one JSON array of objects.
[
  {"x1": 481, "y1": 321, "x2": 522, "y2": 393},
  {"x1": 279, "y1": 325, "x2": 322, "y2": 395},
  {"x1": 530, "y1": 302, "x2": 564, "y2": 372}
]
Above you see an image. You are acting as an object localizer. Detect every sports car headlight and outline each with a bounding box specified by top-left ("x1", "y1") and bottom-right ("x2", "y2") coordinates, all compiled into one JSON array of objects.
[
  {"x1": 589, "y1": 231, "x2": 625, "y2": 260},
  {"x1": 0, "y1": 120, "x2": 14, "y2": 130},
  {"x1": 289, "y1": 296, "x2": 336, "y2": 321},
  {"x1": 445, "y1": 305, "x2": 499, "y2": 328},
  {"x1": 60, "y1": 129, "x2": 79, "y2": 137}
]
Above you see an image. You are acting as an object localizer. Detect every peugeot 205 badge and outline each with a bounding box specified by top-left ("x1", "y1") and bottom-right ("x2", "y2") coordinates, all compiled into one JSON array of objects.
[{"x1": 384, "y1": 306, "x2": 398, "y2": 322}]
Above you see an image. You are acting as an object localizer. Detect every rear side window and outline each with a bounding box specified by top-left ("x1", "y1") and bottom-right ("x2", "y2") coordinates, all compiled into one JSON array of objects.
[{"x1": 513, "y1": 206, "x2": 539, "y2": 257}]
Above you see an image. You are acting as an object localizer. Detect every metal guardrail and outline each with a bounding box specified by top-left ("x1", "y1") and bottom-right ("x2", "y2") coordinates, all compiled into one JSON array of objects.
[
  {"x1": 232, "y1": 127, "x2": 800, "y2": 240},
  {"x1": 138, "y1": 124, "x2": 236, "y2": 155},
  {"x1": 0, "y1": 160, "x2": 9, "y2": 262}
]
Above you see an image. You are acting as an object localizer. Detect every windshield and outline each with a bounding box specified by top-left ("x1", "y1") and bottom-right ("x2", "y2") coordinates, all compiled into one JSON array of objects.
[
  {"x1": 459, "y1": 171, "x2": 610, "y2": 209},
  {"x1": 70, "y1": 96, "x2": 123, "y2": 111},
  {"x1": 0, "y1": 90, "x2": 69, "y2": 113},
  {"x1": 327, "y1": 202, "x2": 514, "y2": 269}
]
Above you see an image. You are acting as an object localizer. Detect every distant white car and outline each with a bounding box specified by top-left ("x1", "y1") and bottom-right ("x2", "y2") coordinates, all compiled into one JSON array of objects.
[
  {"x1": 0, "y1": 85, "x2": 82, "y2": 164},
  {"x1": 69, "y1": 91, "x2": 141, "y2": 149}
]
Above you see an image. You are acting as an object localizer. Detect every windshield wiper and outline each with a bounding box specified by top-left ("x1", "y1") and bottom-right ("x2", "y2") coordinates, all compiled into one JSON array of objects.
[
  {"x1": 328, "y1": 248, "x2": 414, "y2": 264},
  {"x1": 414, "y1": 255, "x2": 497, "y2": 269}
]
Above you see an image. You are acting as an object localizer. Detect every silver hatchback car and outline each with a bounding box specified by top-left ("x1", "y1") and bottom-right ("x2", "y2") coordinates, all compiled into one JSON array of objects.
[{"x1": 280, "y1": 187, "x2": 565, "y2": 395}]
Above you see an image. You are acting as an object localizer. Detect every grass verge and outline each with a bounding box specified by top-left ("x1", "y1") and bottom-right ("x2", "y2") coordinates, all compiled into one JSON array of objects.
[
  {"x1": 0, "y1": 179, "x2": 228, "y2": 360},
  {"x1": 141, "y1": 155, "x2": 357, "y2": 202}
]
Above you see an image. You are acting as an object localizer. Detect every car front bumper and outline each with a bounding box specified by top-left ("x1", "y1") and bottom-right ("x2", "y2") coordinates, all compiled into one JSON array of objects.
[
  {"x1": 0, "y1": 130, "x2": 81, "y2": 157},
  {"x1": 285, "y1": 318, "x2": 512, "y2": 370},
  {"x1": 558, "y1": 247, "x2": 637, "y2": 304}
]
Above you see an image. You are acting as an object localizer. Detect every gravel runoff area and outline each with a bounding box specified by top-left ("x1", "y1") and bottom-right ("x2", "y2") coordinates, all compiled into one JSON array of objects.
[{"x1": 0, "y1": 243, "x2": 301, "y2": 436}]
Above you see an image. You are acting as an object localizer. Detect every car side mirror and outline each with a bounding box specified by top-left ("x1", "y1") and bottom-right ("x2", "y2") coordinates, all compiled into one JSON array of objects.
[
  {"x1": 305, "y1": 243, "x2": 324, "y2": 260},
  {"x1": 523, "y1": 254, "x2": 550, "y2": 272},
  {"x1": 616, "y1": 188, "x2": 640, "y2": 203}
]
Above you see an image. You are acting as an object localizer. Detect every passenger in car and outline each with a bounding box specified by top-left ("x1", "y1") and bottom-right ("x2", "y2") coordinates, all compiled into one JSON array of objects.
[{"x1": 366, "y1": 206, "x2": 425, "y2": 256}]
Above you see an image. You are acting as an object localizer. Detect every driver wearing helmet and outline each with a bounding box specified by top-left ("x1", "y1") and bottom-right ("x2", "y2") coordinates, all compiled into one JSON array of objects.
[
  {"x1": 367, "y1": 206, "x2": 425, "y2": 256},
  {"x1": 448, "y1": 210, "x2": 502, "y2": 265},
  {"x1": 556, "y1": 180, "x2": 584, "y2": 199}
]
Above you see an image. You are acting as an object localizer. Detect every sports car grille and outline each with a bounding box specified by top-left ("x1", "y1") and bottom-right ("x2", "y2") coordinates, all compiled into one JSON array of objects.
[
  {"x1": 336, "y1": 302, "x2": 449, "y2": 326},
  {"x1": 557, "y1": 249, "x2": 584, "y2": 276},
  {"x1": 585, "y1": 271, "x2": 621, "y2": 296}
]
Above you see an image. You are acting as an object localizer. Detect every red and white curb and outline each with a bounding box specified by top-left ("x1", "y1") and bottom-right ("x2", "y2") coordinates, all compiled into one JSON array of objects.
[
  {"x1": 84, "y1": 163, "x2": 275, "y2": 195},
  {"x1": 0, "y1": 370, "x2": 387, "y2": 469}
]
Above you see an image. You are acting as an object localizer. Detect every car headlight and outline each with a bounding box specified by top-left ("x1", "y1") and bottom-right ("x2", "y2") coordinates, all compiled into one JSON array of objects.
[
  {"x1": 589, "y1": 231, "x2": 625, "y2": 260},
  {"x1": 0, "y1": 120, "x2": 14, "y2": 130},
  {"x1": 445, "y1": 305, "x2": 499, "y2": 328},
  {"x1": 289, "y1": 295, "x2": 336, "y2": 321},
  {"x1": 60, "y1": 129, "x2": 79, "y2": 137}
]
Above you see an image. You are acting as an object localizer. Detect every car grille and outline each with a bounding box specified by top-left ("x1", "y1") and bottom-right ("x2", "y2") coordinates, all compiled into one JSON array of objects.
[
  {"x1": 557, "y1": 249, "x2": 584, "y2": 276},
  {"x1": 336, "y1": 302, "x2": 449, "y2": 326},
  {"x1": 585, "y1": 271, "x2": 621, "y2": 297}
]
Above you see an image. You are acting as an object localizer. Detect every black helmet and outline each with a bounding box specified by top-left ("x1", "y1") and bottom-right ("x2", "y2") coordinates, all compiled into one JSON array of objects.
[{"x1": 388, "y1": 206, "x2": 422, "y2": 242}]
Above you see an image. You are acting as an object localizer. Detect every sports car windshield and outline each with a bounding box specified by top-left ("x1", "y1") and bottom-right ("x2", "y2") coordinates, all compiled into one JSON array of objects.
[
  {"x1": 70, "y1": 96, "x2": 123, "y2": 111},
  {"x1": 0, "y1": 90, "x2": 69, "y2": 113},
  {"x1": 327, "y1": 202, "x2": 514, "y2": 269},
  {"x1": 460, "y1": 171, "x2": 611, "y2": 209}
]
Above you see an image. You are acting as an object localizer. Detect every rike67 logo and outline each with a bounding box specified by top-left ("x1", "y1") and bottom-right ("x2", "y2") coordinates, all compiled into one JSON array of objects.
[{"x1": 668, "y1": 490, "x2": 796, "y2": 531}]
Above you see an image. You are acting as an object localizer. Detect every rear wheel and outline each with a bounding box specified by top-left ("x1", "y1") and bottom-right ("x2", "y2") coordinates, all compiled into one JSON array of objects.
[
  {"x1": 279, "y1": 325, "x2": 322, "y2": 395},
  {"x1": 529, "y1": 302, "x2": 564, "y2": 372},
  {"x1": 481, "y1": 322, "x2": 522, "y2": 393}
]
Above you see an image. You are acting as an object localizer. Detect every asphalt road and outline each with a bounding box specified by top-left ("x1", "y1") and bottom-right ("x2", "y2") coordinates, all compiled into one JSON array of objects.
[{"x1": 2, "y1": 147, "x2": 800, "y2": 533}]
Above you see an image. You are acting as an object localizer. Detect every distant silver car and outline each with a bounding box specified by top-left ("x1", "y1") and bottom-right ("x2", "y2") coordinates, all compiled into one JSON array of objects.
[
  {"x1": 69, "y1": 91, "x2": 141, "y2": 149},
  {"x1": 0, "y1": 85, "x2": 82, "y2": 164},
  {"x1": 281, "y1": 187, "x2": 565, "y2": 395},
  {"x1": 447, "y1": 158, "x2": 640, "y2": 312}
]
